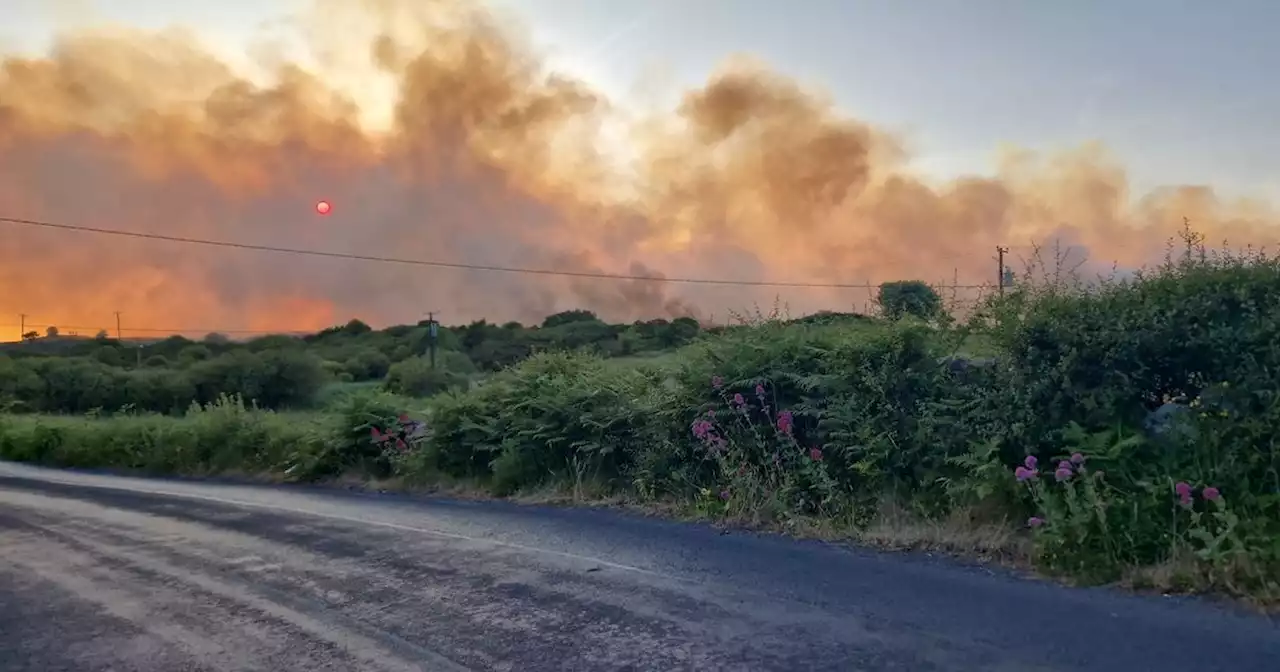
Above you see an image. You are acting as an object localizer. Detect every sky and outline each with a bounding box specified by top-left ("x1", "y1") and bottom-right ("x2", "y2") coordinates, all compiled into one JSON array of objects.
[
  {"x1": 1, "y1": 0, "x2": 1279, "y2": 340},
  {"x1": 4, "y1": 0, "x2": 1277, "y2": 198}
]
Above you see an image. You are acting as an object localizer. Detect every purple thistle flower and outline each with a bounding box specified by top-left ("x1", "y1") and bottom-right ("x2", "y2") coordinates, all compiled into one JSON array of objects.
[
  {"x1": 712, "y1": 375, "x2": 724, "y2": 390},
  {"x1": 776, "y1": 410, "x2": 794, "y2": 435},
  {"x1": 1027, "y1": 516, "x2": 1045, "y2": 528},
  {"x1": 1024, "y1": 455, "x2": 1038, "y2": 470},
  {"x1": 732, "y1": 393, "x2": 745, "y2": 408},
  {"x1": 1202, "y1": 486, "x2": 1221, "y2": 501},
  {"x1": 1070, "y1": 452, "x2": 1085, "y2": 465},
  {"x1": 1054, "y1": 467, "x2": 1073, "y2": 482},
  {"x1": 1174, "y1": 481, "x2": 1192, "y2": 497},
  {"x1": 1014, "y1": 466, "x2": 1038, "y2": 482}
]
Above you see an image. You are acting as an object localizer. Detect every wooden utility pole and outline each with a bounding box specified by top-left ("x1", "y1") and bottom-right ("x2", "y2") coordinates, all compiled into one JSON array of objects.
[
  {"x1": 996, "y1": 246, "x2": 1009, "y2": 297},
  {"x1": 18, "y1": 313, "x2": 24, "y2": 339},
  {"x1": 426, "y1": 311, "x2": 439, "y2": 369},
  {"x1": 115, "y1": 311, "x2": 122, "y2": 340}
]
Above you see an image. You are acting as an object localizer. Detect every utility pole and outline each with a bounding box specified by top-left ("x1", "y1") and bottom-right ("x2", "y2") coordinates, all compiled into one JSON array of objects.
[
  {"x1": 114, "y1": 311, "x2": 122, "y2": 340},
  {"x1": 426, "y1": 311, "x2": 439, "y2": 369},
  {"x1": 996, "y1": 246, "x2": 1009, "y2": 297},
  {"x1": 18, "y1": 313, "x2": 24, "y2": 339}
]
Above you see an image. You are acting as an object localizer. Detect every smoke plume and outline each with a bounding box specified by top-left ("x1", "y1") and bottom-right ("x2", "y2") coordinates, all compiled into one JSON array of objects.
[{"x1": 2, "y1": 0, "x2": 1277, "y2": 340}]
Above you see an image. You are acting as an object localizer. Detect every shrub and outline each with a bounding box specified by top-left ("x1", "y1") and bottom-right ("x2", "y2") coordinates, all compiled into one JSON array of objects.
[
  {"x1": 384, "y1": 353, "x2": 473, "y2": 397},
  {"x1": 878, "y1": 280, "x2": 943, "y2": 320},
  {"x1": 343, "y1": 349, "x2": 392, "y2": 381},
  {"x1": 189, "y1": 349, "x2": 325, "y2": 409},
  {"x1": 287, "y1": 391, "x2": 425, "y2": 480},
  {"x1": 425, "y1": 352, "x2": 665, "y2": 495},
  {"x1": 975, "y1": 248, "x2": 1280, "y2": 594},
  {"x1": 0, "y1": 395, "x2": 329, "y2": 476}
]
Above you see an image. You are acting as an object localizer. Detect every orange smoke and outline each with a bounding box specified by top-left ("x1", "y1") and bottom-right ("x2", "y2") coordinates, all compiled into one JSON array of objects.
[{"x1": 1, "y1": 0, "x2": 1277, "y2": 341}]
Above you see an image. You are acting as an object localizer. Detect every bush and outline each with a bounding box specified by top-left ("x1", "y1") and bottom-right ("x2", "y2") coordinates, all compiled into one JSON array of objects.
[
  {"x1": 288, "y1": 391, "x2": 425, "y2": 480},
  {"x1": 963, "y1": 248, "x2": 1280, "y2": 592},
  {"x1": 384, "y1": 353, "x2": 473, "y2": 397},
  {"x1": 189, "y1": 349, "x2": 325, "y2": 409},
  {"x1": 878, "y1": 280, "x2": 943, "y2": 320},
  {"x1": 0, "y1": 348, "x2": 325, "y2": 415},
  {"x1": 425, "y1": 352, "x2": 666, "y2": 495},
  {"x1": 343, "y1": 349, "x2": 392, "y2": 381},
  {"x1": 0, "y1": 395, "x2": 329, "y2": 476}
]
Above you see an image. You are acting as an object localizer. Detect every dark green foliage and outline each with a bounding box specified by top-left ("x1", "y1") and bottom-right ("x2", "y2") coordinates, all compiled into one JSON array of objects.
[
  {"x1": 298, "y1": 391, "x2": 410, "y2": 479},
  {"x1": 426, "y1": 353, "x2": 665, "y2": 495},
  {"x1": 0, "y1": 396, "x2": 329, "y2": 476},
  {"x1": 878, "y1": 280, "x2": 943, "y2": 319},
  {"x1": 384, "y1": 353, "x2": 473, "y2": 397},
  {"x1": 0, "y1": 349, "x2": 324, "y2": 414},
  {"x1": 541, "y1": 309, "x2": 598, "y2": 328}
]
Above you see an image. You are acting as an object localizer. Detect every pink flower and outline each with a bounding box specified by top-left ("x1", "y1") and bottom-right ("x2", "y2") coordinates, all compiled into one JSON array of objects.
[
  {"x1": 712, "y1": 375, "x2": 724, "y2": 390},
  {"x1": 1023, "y1": 455, "x2": 1038, "y2": 470},
  {"x1": 732, "y1": 393, "x2": 745, "y2": 408},
  {"x1": 755, "y1": 383, "x2": 766, "y2": 398},
  {"x1": 691, "y1": 419, "x2": 714, "y2": 440},
  {"x1": 1175, "y1": 482, "x2": 1194, "y2": 507},
  {"x1": 776, "y1": 411, "x2": 794, "y2": 435},
  {"x1": 1014, "y1": 466, "x2": 1038, "y2": 482},
  {"x1": 1070, "y1": 452, "x2": 1085, "y2": 465},
  {"x1": 719, "y1": 490, "x2": 730, "y2": 501},
  {"x1": 808, "y1": 447, "x2": 823, "y2": 462},
  {"x1": 1027, "y1": 517, "x2": 1045, "y2": 528},
  {"x1": 398, "y1": 413, "x2": 410, "y2": 424},
  {"x1": 1054, "y1": 467, "x2": 1073, "y2": 482},
  {"x1": 1202, "y1": 486, "x2": 1221, "y2": 501},
  {"x1": 395, "y1": 438, "x2": 407, "y2": 452}
]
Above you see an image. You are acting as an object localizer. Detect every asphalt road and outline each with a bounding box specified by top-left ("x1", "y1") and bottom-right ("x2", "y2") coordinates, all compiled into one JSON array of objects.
[{"x1": 0, "y1": 462, "x2": 1275, "y2": 672}]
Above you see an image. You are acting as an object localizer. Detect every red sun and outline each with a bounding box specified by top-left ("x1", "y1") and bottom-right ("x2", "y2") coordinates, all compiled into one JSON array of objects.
[{"x1": 315, "y1": 200, "x2": 332, "y2": 215}]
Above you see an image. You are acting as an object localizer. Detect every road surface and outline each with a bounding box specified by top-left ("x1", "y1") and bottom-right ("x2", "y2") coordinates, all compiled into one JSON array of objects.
[{"x1": 0, "y1": 462, "x2": 1275, "y2": 671}]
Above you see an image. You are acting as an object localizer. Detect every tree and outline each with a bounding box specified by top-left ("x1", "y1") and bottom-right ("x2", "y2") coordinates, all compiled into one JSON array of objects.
[
  {"x1": 542, "y1": 310, "x2": 598, "y2": 328},
  {"x1": 45, "y1": 326, "x2": 59, "y2": 338},
  {"x1": 21, "y1": 331, "x2": 37, "y2": 342},
  {"x1": 95, "y1": 330, "x2": 109, "y2": 340},
  {"x1": 877, "y1": 281, "x2": 943, "y2": 320},
  {"x1": 342, "y1": 319, "x2": 372, "y2": 336}
]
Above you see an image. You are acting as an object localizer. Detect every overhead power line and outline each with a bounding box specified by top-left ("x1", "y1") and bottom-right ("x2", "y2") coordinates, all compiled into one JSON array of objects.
[
  {"x1": 0, "y1": 215, "x2": 990, "y2": 289},
  {"x1": 0, "y1": 322, "x2": 291, "y2": 336}
]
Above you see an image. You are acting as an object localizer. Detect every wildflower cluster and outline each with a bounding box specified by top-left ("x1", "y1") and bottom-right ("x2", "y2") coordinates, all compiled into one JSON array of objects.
[
  {"x1": 1174, "y1": 480, "x2": 1222, "y2": 508},
  {"x1": 370, "y1": 413, "x2": 428, "y2": 455},
  {"x1": 690, "y1": 375, "x2": 834, "y2": 517}
]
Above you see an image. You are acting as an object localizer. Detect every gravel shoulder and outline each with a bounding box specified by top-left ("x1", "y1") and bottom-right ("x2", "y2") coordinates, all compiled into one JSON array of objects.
[{"x1": 0, "y1": 461, "x2": 1275, "y2": 671}]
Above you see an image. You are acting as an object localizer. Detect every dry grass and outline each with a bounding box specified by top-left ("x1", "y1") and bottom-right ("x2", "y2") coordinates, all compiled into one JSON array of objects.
[{"x1": 1122, "y1": 549, "x2": 1280, "y2": 612}]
